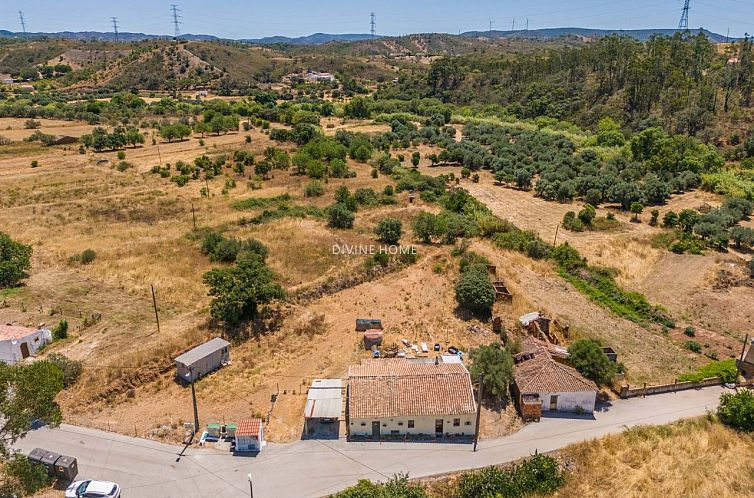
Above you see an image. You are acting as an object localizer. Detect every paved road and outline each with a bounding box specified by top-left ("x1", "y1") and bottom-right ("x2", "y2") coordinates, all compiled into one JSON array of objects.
[{"x1": 16, "y1": 386, "x2": 724, "y2": 498}]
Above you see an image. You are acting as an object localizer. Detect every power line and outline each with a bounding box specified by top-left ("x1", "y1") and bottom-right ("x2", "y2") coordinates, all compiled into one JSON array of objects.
[
  {"x1": 171, "y1": 4, "x2": 182, "y2": 38},
  {"x1": 370, "y1": 12, "x2": 376, "y2": 39},
  {"x1": 18, "y1": 11, "x2": 26, "y2": 34},
  {"x1": 679, "y1": 0, "x2": 691, "y2": 31},
  {"x1": 111, "y1": 17, "x2": 119, "y2": 42}
]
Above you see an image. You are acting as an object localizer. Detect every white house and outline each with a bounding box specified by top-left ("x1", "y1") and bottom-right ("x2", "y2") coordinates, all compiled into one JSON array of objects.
[
  {"x1": 235, "y1": 419, "x2": 264, "y2": 452},
  {"x1": 0, "y1": 324, "x2": 52, "y2": 364},
  {"x1": 348, "y1": 359, "x2": 477, "y2": 439},
  {"x1": 513, "y1": 347, "x2": 598, "y2": 414}
]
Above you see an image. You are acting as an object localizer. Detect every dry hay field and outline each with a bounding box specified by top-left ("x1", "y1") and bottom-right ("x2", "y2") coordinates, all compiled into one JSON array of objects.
[
  {"x1": 0, "y1": 118, "x2": 520, "y2": 442},
  {"x1": 416, "y1": 165, "x2": 753, "y2": 374}
]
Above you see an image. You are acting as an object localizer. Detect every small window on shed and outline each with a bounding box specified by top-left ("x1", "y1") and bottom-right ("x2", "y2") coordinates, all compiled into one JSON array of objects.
[
  {"x1": 408, "y1": 420, "x2": 415, "y2": 428},
  {"x1": 360, "y1": 422, "x2": 366, "y2": 427},
  {"x1": 465, "y1": 421, "x2": 471, "y2": 426},
  {"x1": 398, "y1": 422, "x2": 403, "y2": 426},
  {"x1": 453, "y1": 418, "x2": 460, "y2": 427}
]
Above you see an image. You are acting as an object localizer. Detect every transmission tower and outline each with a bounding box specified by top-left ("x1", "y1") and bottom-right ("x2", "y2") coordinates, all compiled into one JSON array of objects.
[
  {"x1": 678, "y1": 0, "x2": 690, "y2": 31},
  {"x1": 171, "y1": 4, "x2": 182, "y2": 38},
  {"x1": 370, "y1": 12, "x2": 376, "y2": 39},
  {"x1": 111, "y1": 17, "x2": 119, "y2": 42},
  {"x1": 489, "y1": 19, "x2": 494, "y2": 33},
  {"x1": 526, "y1": 18, "x2": 529, "y2": 31},
  {"x1": 18, "y1": 11, "x2": 26, "y2": 34},
  {"x1": 512, "y1": 18, "x2": 516, "y2": 31}
]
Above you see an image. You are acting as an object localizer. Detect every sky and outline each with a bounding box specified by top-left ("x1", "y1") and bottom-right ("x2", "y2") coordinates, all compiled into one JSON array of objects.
[{"x1": 2, "y1": 0, "x2": 753, "y2": 39}]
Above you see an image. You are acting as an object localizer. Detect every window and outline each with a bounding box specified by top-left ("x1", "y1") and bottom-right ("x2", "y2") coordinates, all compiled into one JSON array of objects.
[
  {"x1": 465, "y1": 421, "x2": 471, "y2": 426},
  {"x1": 453, "y1": 418, "x2": 460, "y2": 427},
  {"x1": 360, "y1": 422, "x2": 366, "y2": 426},
  {"x1": 398, "y1": 422, "x2": 403, "y2": 426},
  {"x1": 408, "y1": 420, "x2": 414, "y2": 428}
]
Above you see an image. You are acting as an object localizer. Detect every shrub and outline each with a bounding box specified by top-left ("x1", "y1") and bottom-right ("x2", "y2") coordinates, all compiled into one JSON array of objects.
[
  {"x1": 455, "y1": 454, "x2": 564, "y2": 498},
  {"x1": 684, "y1": 326, "x2": 696, "y2": 337},
  {"x1": 0, "y1": 453, "x2": 49, "y2": 497},
  {"x1": 383, "y1": 185, "x2": 394, "y2": 196},
  {"x1": 52, "y1": 320, "x2": 68, "y2": 340},
  {"x1": 24, "y1": 119, "x2": 41, "y2": 129},
  {"x1": 80, "y1": 249, "x2": 97, "y2": 264},
  {"x1": 30, "y1": 160, "x2": 39, "y2": 168},
  {"x1": 46, "y1": 352, "x2": 82, "y2": 387},
  {"x1": 331, "y1": 473, "x2": 426, "y2": 498},
  {"x1": 567, "y1": 338, "x2": 616, "y2": 385},
  {"x1": 304, "y1": 181, "x2": 325, "y2": 197},
  {"x1": 455, "y1": 264, "x2": 495, "y2": 317},
  {"x1": 718, "y1": 390, "x2": 754, "y2": 431},
  {"x1": 327, "y1": 203, "x2": 355, "y2": 229},
  {"x1": 117, "y1": 151, "x2": 126, "y2": 160},
  {"x1": 375, "y1": 218, "x2": 402, "y2": 245},
  {"x1": 678, "y1": 359, "x2": 737, "y2": 383},
  {"x1": 685, "y1": 340, "x2": 702, "y2": 353},
  {"x1": 0, "y1": 232, "x2": 32, "y2": 288}
]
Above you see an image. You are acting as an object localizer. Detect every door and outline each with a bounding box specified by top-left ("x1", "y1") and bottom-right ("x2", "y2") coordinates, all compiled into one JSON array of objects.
[
  {"x1": 371, "y1": 421, "x2": 380, "y2": 438},
  {"x1": 20, "y1": 342, "x2": 30, "y2": 359},
  {"x1": 549, "y1": 395, "x2": 559, "y2": 411},
  {"x1": 435, "y1": 419, "x2": 444, "y2": 436}
]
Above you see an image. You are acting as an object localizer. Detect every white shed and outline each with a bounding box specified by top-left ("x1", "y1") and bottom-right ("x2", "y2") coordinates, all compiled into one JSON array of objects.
[
  {"x1": 235, "y1": 419, "x2": 264, "y2": 452},
  {"x1": 0, "y1": 324, "x2": 52, "y2": 364}
]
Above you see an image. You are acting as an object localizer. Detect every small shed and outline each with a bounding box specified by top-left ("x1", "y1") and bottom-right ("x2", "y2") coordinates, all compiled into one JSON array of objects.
[
  {"x1": 304, "y1": 379, "x2": 343, "y2": 438},
  {"x1": 0, "y1": 324, "x2": 52, "y2": 364},
  {"x1": 52, "y1": 135, "x2": 77, "y2": 146},
  {"x1": 175, "y1": 337, "x2": 230, "y2": 382},
  {"x1": 363, "y1": 329, "x2": 383, "y2": 349},
  {"x1": 356, "y1": 319, "x2": 382, "y2": 331},
  {"x1": 235, "y1": 419, "x2": 264, "y2": 452}
]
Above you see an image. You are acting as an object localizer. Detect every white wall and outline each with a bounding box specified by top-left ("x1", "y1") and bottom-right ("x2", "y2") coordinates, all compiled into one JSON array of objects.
[
  {"x1": 349, "y1": 414, "x2": 476, "y2": 437},
  {"x1": 536, "y1": 390, "x2": 596, "y2": 413},
  {"x1": 0, "y1": 329, "x2": 52, "y2": 364}
]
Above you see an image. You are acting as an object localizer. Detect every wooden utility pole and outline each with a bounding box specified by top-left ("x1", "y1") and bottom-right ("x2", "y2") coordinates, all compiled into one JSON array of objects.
[
  {"x1": 473, "y1": 373, "x2": 484, "y2": 452},
  {"x1": 190, "y1": 201, "x2": 197, "y2": 230},
  {"x1": 189, "y1": 367, "x2": 200, "y2": 435},
  {"x1": 736, "y1": 333, "x2": 749, "y2": 380},
  {"x1": 553, "y1": 223, "x2": 560, "y2": 246},
  {"x1": 151, "y1": 284, "x2": 161, "y2": 334}
]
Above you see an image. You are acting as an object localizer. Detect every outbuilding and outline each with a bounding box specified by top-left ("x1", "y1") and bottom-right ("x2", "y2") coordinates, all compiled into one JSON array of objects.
[
  {"x1": 0, "y1": 324, "x2": 52, "y2": 364},
  {"x1": 175, "y1": 337, "x2": 230, "y2": 382},
  {"x1": 235, "y1": 419, "x2": 264, "y2": 452},
  {"x1": 304, "y1": 379, "x2": 343, "y2": 438}
]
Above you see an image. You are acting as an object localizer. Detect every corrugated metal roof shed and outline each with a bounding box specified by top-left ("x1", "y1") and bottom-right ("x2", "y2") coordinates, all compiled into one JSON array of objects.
[
  {"x1": 310, "y1": 379, "x2": 343, "y2": 389},
  {"x1": 175, "y1": 337, "x2": 230, "y2": 366},
  {"x1": 304, "y1": 397, "x2": 342, "y2": 419}
]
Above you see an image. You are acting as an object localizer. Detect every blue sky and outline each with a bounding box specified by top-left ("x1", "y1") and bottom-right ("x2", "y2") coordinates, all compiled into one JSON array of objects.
[{"x1": 2, "y1": 0, "x2": 752, "y2": 38}]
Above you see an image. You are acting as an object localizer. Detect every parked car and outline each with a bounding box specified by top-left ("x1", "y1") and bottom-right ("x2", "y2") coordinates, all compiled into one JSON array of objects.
[
  {"x1": 65, "y1": 480, "x2": 121, "y2": 498},
  {"x1": 447, "y1": 346, "x2": 459, "y2": 355},
  {"x1": 433, "y1": 343, "x2": 441, "y2": 351}
]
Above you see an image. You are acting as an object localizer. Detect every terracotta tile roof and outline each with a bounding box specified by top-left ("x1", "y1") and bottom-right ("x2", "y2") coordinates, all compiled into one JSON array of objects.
[
  {"x1": 236, "y1": 419, "x2": 262, "y2": 436},
  {"x1": 514, "y1": 353, "x2": 597, "y2": 394},
  {"x1": 348, "y1": 359, "x2": 476, "y2": 419},
  {"x1": 0, "y1": 324, "x2": 39, "y2": 341}
]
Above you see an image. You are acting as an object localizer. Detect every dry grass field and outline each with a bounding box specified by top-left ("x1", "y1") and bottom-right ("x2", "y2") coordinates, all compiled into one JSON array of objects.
[{"x1": 1, "y1": 113, "x2": 748, "y2": 443}]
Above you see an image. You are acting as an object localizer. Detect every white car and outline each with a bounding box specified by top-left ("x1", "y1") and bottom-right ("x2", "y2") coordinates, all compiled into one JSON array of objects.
[{"x1": 65, "y1": 480, "x2": 121, "y2": 498}]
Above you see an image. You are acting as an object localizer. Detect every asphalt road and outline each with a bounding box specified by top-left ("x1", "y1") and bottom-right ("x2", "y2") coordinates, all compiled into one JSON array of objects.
[{"x1": 16, "y1": 386, "x2": 725, "y2": 498}]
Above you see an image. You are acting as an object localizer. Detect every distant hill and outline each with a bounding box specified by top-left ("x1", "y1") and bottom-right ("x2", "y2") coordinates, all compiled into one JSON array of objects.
[
  {"x1": 0, "y1": 27, "x2": 732, "y2": 45},
  {"x1": 242, "y1": 33, "x2": 378, "y2": 45},
  {"x1": 460, "y1": 27, "x2": 731, "y2": 43}
]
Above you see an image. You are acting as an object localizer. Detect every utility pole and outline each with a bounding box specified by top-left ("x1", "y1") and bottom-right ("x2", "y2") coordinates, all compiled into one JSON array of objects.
[
  {"x1": 473, "y1": 373, "x2": 484, "y2": 452},
  {"x1": 370, "y1": 12, "x2": 376, "y2": 40},
  {"x1": 678, "y1": 0, "x2": 690, "y2": 32},
  {"x1": 736, "y1": 333, "x2": 749, "y2": 381},
  {"x1": 553, "y1": 223, "x2": 560, "y2": 246},
  {"x1": 150, "y1": 284, "x2": 160, "y2": 334},
  {"x1": 488, "y1": 19, "x2": 494, "y2": 34},
  {"x1": 18, "y1": 11, "x2": 26, "y2": 35},
  {"x1": 512, "y1": 18, "x2": 516, "y2": 31},
  {"x1": 190, "y1": 201, "x2": 197, "y2": 230},
  {"x1": 247, "y1": 473, "x2": 254, "y2": 498},
  {"x1": 526, "y1": 18, "x2": 529, "y2": 31},
  {"x1": 188, "y1": 367, "x2": 200, "y2": 436},
  {"x1": 111, "y1": 17, "x2": 119, "y2": 42},
  {"x1": 171, "y1": 4, "x2": 182, "y2": 38}
]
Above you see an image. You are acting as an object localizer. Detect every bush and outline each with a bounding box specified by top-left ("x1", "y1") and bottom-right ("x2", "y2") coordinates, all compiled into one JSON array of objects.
[
  {"x1": 0, "y1": 232, "x2": 32, "y2": 288},
  {"x1": 567, "y1": 338, "x2": 615, "y2": 385},
  {"x1": 331, "y1": 473, "x2": 426, "y2": 498},
  {"x1": 46, "y1": 352, "x2": 82, "y2": 387},
  {"x1": 684, "y1": 326, "x2": 696, "y2": 337},
  {"x1": 24, "y1": 119, "x2": 41, "y2": 129},
  {"x1": 455, "y1": 454, "x2": 564, "y2": 498},
  {"x1": 304, "y1": 181, "x2": 325, "y2": 197},
  {"x1": 80, "y1": 249, "x2": 97, "y2": 264},
  {"x1": 0, "y1": 453, "x2": 49, "y2": 497},
  {"x1": 327, "y1": 203, "x2": 355, "y2": 229},
  {"x1": 52, "y1": 320, "x2": 68, "y2": 340},
  {"x1": 718, "y1": 390, "x2": 754, "y2": 431},
  {"x1": 678, "y1": 359, "x2": 737, "y2": 383},
  {"x1": 455, "y1": 264, "x2": 495, "y2": 317},
  {"x1": 30, "y1": 160, "x2": 39, "y2": 168},
  {"x1": 685, "y1": 340, "x2": 702, "y2": 353},
  {"x1": 117, "y1": 151, "x2": 126, "y2": 160},
  {"x1": 375, "y1": 218, "x2": 402, "y2": 245}
]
